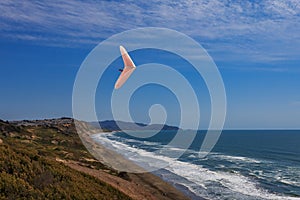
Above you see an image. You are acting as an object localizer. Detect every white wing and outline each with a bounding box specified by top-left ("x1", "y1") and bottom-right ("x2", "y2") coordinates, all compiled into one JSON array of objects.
[{"x1": 114, "y1": 46, "x2": 136, "y2": 89}]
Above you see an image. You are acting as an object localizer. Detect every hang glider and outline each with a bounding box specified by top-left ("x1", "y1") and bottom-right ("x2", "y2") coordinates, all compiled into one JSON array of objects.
[{"x1": 114, "y1": 46, "x2": 136, "y2": 89}]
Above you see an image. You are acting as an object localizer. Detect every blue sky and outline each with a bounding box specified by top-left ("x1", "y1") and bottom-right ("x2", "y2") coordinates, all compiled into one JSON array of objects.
[{"x1": 0, "y1": 0, "x2": 300, "y2": 129}]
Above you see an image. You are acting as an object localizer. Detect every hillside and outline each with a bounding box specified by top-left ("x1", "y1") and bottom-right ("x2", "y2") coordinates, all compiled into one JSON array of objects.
[
  {"x1": 0, "y1": 118, "x2": 190, "y2": 200},
  {"x1": 0, "y1": 118, "x2": 131, "y2": 200}
]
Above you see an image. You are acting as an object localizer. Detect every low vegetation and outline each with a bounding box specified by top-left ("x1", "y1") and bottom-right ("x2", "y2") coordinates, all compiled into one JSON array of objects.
[{"x1": 0, "y1": 119, "x2": 131, "y2": 200}]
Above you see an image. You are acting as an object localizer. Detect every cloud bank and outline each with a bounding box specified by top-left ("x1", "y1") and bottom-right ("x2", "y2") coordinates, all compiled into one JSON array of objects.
[{"x1": 0, "y1": 0, "x2": 299, "y2": 63}]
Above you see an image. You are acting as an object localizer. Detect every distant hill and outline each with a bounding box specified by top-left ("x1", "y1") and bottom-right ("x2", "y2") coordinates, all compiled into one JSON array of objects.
[
  {"x1": 11, "y1": 118, "x2": 180, "y2": 132},
  {"x1": 92, "y1": 120, "x2": 180, "y2": 132}
]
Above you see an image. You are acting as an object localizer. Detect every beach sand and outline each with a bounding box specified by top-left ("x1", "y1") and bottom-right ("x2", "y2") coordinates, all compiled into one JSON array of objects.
[
  {"x1": 72, "y1": 121, "x2": 194, "y2": 200},
  {"x1": 64, "y1": 160, "x2": 191, "y2": 200}
]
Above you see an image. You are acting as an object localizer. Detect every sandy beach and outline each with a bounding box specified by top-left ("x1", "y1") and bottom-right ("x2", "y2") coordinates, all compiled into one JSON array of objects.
[
  {"x1": 63, "y1": 159, "x2": 191, "y2": 200},
  {"x1": 73, "y1": 121, "x2": 193, "y2": 200}
]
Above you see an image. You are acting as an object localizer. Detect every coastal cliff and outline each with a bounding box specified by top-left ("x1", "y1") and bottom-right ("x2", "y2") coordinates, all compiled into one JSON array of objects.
[{"x1": 0, "y1": 118, "x2": 189, "y2": 200}]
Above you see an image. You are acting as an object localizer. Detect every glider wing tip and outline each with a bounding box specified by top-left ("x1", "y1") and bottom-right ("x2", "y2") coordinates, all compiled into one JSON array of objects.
[
  {"x1": 120, "y1": 45, "x2": 125, "y2": 52},
  {"x1": 114, "y1": 84, "x2": 120, "y2": 89}
]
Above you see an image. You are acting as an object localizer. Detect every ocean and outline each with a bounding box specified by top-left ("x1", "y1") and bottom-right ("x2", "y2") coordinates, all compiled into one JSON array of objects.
[{"x1": 92, "y1": 130, "x2": 300, "y2": 200}]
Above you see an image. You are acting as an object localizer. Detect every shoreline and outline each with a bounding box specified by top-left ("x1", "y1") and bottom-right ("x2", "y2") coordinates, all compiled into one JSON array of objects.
[
  {"x1": 91, "y1": 130, "x2": 206, "y2": 200},
  {"x1": 74, "y1": 121, "x2": 193, "y2": 200}
]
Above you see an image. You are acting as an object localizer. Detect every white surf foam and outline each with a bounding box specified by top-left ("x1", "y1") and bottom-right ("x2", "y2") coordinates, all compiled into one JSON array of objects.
[
  {"x1": 165, "y1": 161, "x2": 300, "y2": 200},
  {"x1": 92, "y1": 133, "x2": 300, "y2": 200},
  {"x1": 210, "y1": 154, "x2": 262, "y2": 164}
]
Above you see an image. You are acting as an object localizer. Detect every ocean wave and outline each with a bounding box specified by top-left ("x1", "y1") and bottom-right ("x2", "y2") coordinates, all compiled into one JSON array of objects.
[
  {"x1": 166, "y1": 161, "x2": 299, "y2": 200},
  {"x1": 210, "y1": 154, "x2": 262, "y2": 164},
  {"x1": 92, "y1": 133, "x2": 299, "y2": 200}
]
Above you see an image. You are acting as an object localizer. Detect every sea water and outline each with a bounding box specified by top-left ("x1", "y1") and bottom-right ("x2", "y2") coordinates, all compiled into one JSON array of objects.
[{"x1": 92, "y1": 130, "x2": 300, "y2": 200}]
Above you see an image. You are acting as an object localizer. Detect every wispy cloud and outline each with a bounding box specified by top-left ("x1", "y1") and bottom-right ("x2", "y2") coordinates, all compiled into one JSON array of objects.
[{"x1": 0, "y1": 0, "x2": 299, "y2": 63}]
